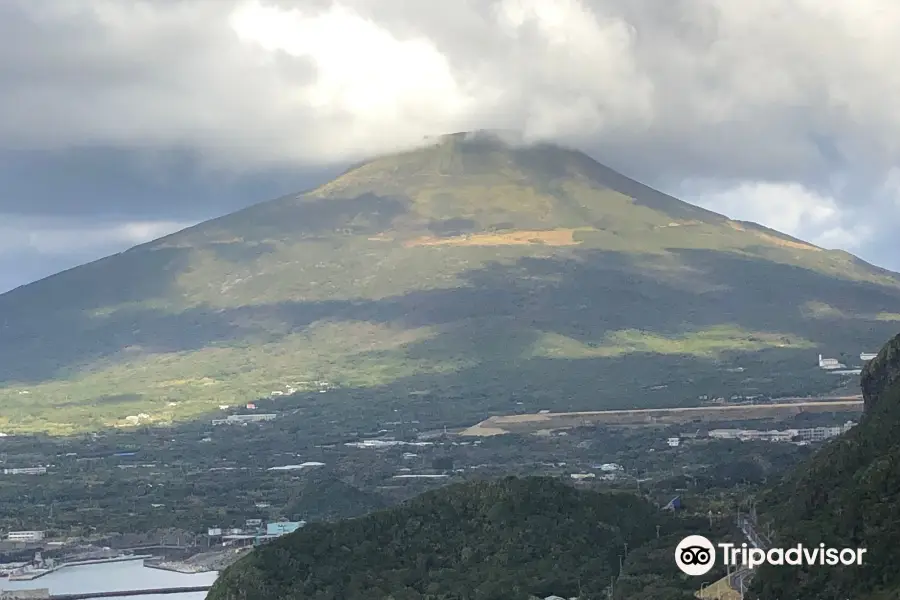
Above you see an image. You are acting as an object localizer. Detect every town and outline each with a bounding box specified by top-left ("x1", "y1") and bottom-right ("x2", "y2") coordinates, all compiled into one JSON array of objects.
[{"x1": 1, "y1": 384, "x2": 863, "y2": 589}]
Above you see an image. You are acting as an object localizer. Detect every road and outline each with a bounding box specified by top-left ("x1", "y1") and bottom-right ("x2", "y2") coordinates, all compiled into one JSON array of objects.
[{"x1": 728, "y1": 513, "x2": 772, "y2": 595}]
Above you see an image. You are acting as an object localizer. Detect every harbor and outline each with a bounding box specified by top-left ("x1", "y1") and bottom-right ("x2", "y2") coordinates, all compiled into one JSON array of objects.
[
  {"x1": 0, "y1": 558, "x2": 217, "y2": 600},
  {"x1": 5, "y1": 556, "x2": 153, "y2": 582}
]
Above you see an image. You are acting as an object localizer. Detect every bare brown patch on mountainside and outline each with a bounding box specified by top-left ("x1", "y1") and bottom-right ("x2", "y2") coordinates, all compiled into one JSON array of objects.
[
  {"x1": 753, "y1": 231, "x2": 820, "y2": 251},
  {"x1": 728, "y1": 221, "x2": 820, "y2": 251},
  {"x1": 404, "y1": 228, "x2": 584, "y2": 248}
]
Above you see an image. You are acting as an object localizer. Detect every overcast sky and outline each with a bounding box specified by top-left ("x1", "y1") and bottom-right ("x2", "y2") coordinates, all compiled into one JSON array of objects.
[{"x1": 2, "y1": 0, "x2": 900, "y2": 292}]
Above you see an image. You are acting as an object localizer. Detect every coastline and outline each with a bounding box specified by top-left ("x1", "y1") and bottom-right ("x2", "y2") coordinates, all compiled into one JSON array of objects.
[
  {"x1": 142, "y1": 547, "x2": 249, "y2": 575},
  {"x1": 142, "y1": 561, "x2": 212, "y2": 575},
  {"x1": 8, "y1": 555, "x2": 153, "y2": 581}
]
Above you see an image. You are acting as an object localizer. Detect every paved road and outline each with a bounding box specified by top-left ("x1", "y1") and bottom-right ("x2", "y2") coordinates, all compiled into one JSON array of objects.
[{"x1": 729, "y1": 514, "x2": 773, "y2": 594}]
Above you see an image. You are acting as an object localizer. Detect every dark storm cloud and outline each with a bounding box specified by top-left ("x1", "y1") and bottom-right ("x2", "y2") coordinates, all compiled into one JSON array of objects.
[{"x1": 0, "y1": 147, "x2": 339, "y2": 217}]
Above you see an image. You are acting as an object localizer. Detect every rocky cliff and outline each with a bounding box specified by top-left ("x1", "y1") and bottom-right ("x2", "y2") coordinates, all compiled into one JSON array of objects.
[{"x1": 753, "y1": 331, "x2": 900, "y2": 600}]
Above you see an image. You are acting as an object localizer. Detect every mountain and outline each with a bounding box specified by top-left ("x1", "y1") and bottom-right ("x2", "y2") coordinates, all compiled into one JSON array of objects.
[
  {"x1": 205, "y1": 476, "x2": 676, "y2": 600},
  {"x1": 2, "y1": 130, "x2": 899, "y2": 434},
  {"x1": 753, "y1": 331, "x2": 900, "y2": 600}
]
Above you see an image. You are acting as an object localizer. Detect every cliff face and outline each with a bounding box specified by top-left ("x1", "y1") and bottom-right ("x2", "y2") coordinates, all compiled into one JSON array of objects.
[
  {"x1": 861, "y1": 332, "x2": 900, "y2": 415},
  {"x1": 753, "y1": 331, "x2": 900, "y2": 600}
]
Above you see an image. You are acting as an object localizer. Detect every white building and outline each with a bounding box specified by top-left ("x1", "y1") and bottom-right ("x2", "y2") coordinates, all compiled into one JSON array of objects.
[
  {"x1": 818, "y1": 354, "x2": 845, "y2": 370},
  {"x1": 3, "y1": 467, "x2": 46, "y2": 475},
  {"x1": 860, "y1": 353, "x2": 878, "y2": 361},
  {"x1": 211, "y1": 413, "x2": 277, "y2": 425},
  {"x1": 708, "y1": 429, "x2": 744, "y2": 439},
  {"x1": 7, "y1": 531, "x2": 44, "y2": 542},
  {"x1": 710, "y1": 422, "x2": 856, "y2": 443},
  {"x1": 667, "y1": 437, "x2": 680, "y2": 447},
  {"x1": 797, "y1": 421, "x2": 856, "y2": 442}
]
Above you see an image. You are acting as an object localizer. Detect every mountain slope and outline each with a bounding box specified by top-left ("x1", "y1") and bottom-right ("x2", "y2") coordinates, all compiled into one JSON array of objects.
[
  {"x1": 1, "y1": 131, "x2": 899, "y2": 434},
  {"x1": 753, "y1": 331, "x2": 900, "y2": 600}
]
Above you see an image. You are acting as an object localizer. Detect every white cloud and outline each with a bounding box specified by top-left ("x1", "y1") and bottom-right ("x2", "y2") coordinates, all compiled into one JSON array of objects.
[
  {"x1": 0, "y1": 215, "x2": 196, "y2": 292},
  {"x1": 0, "y1": 0, "x2": 655, "y2": 167},
  {"x1": 0, "y1": 216, "x2": 193, "y2": 256},
  {"x1": 1, "y1": 0, "x2": 899, "y2": 270},
  {"x1": 681, "y1": 178, "x2": 900, "y2": 270},
  {"x1": 684, "y1": 182, "x2": 859, "y2": 247}
]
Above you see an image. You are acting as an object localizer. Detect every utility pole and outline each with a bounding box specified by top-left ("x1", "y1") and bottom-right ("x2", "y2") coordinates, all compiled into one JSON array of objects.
[{"x1": 656, "y1": 525, "x2": 661, "y2": 539}]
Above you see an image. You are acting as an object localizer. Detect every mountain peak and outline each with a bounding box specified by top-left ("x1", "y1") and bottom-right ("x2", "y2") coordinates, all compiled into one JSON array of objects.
[{"x1": 293, "y1": 131, "x2": 728, "y2": 239}]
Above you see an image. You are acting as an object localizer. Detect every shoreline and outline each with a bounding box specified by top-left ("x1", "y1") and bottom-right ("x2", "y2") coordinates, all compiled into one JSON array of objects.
[
  {"x1": 142, "y1": 561, "x2": 213, "y2": 575},
  {"x1": 8, "y1": 555, "x2": 153, "y2": 581}
]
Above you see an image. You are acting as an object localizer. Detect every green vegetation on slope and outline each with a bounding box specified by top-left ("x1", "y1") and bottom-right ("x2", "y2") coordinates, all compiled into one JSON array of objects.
[
  {"x1": 207, "y1": 476, "x2": 704, "y2": 600},
  {"x1": 753, "y1": 331, "x2": 900, "y2": 600},
  {"x1": 285, "y1": 473, "x2": 389, "y2": 522},
  {"x1": 1, "y1": 132, "x2": 898, "y2": 433}
]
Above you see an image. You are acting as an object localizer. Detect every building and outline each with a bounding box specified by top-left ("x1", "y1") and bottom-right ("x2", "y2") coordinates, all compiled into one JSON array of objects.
[
  {"x1": 797, "y1": 421, "x2": 855, "y2": 442},
  {"x1": 207, "y1": 528, "x2": 222, "y2": 537},
  {"x1": 818, "y1": 354, "x2": 845, "y2": 370},
  {"x1": 211, "y1": 413, "x2": 276, "y2": 425},
  {"x1": 667, "y1": 437, "x2": 680, "y2": 447},
  {"x1": 7, "y1": 531, "x2": 44, "y2": 542},
  {"x1": 709, "y1": 422, "x2": 856, "y2": 444},
  {"x1": 3, "y1": 467, "x2": 46, "y2": 475},
  {"x1": 266, "y1": 521, "x2": 305, "y2": 537},
  {"x1": 861, "y1": 352, "x2": 878, "y2": 361},
  {"x1": 708, "y1": 429, "x2": 744, "y2": 439}
]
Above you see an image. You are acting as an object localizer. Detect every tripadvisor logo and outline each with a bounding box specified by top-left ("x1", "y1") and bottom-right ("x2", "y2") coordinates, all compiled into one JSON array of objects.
[
  {"x1": 675, "y1": 535, "x2": 717, "y2": 576},
  {"x1": 675, "y1": 535, "x2": 868, "y2": 576}
]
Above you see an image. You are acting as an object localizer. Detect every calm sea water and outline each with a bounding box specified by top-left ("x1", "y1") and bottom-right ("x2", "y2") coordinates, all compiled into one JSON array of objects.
[{"x1": 0, "y1": 559, "x2": 218, "y2": 599}]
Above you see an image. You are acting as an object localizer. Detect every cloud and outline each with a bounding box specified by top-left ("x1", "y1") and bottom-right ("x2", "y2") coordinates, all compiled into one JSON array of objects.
[
  {"x1": 680, "y1": 173, "x2": 900, "y2": 270},
  {"x1": 0, "y1": 215, "x2": 195, "y2": 293},
  {"x1": 0, "y1": 0, "x2": 656, "y2": 167},
  {"x1": 0, "y1": 0, "x2": 899, "y2": 273},
  {"x1": 0, "y1": 215, "x2": 193, "y2": 256},
  {"x1": 685, "y1": 181, "x2": 870, "y2": 249}
]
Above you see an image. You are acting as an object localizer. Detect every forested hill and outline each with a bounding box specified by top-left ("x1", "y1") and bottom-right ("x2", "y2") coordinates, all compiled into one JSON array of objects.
[
  {"x1": 754, "y1": 330, "x2": 900, "y2": 600},
  {"x1": 206, "y1": 476, "x2": 705, "y2": 600}
]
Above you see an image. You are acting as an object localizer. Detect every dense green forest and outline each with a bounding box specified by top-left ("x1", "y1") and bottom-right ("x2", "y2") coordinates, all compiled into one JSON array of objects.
[
  {"x1": 753, "y1": 331, "x2": 900, "y2": 600},
  {"x1": 207, "y1": 476, "x2": 720, "y2": 600}
]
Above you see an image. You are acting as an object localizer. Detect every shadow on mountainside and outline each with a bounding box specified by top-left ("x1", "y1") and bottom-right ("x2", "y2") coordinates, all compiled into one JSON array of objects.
[{"x1": 0, "y1": 248, "x2": 898, "y2": 386}]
